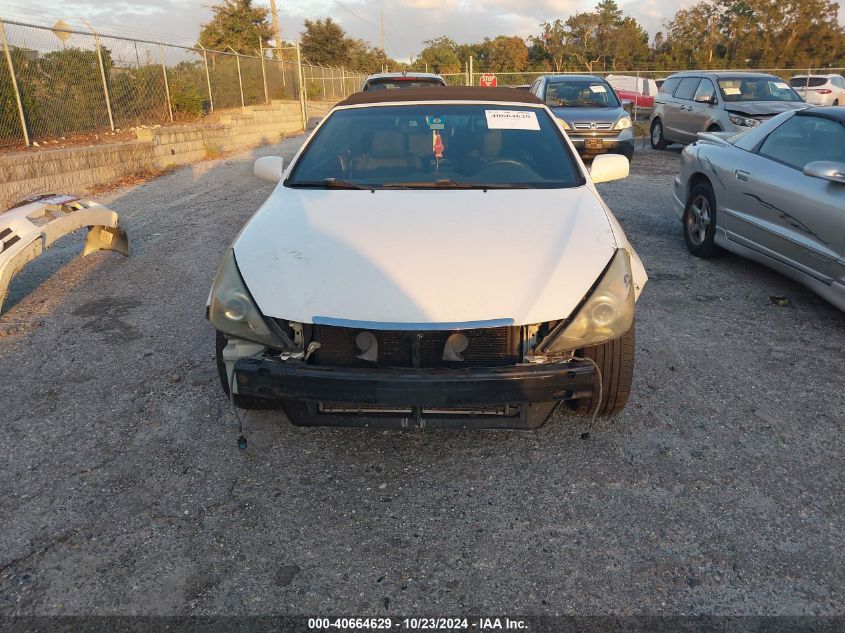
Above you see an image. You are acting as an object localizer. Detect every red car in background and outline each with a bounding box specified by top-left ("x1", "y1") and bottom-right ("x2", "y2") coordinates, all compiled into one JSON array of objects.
[{"x1": 606, "y1": 74, "x2": 659, "y2": 111}]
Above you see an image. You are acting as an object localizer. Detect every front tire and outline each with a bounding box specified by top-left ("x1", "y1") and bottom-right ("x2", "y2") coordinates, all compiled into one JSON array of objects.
[
  {"x1": 650, "y1": 118, "x2": 668, "y2": 150},
  {"x1": 215, "y1": 330, "x2": 281, "y2": 410},
  {"x1": 568, "y1": 323, "x2": 635, "y2": 417},
  {"x1": 683, "y1": 182, "x2": 720, "y2": 258}
]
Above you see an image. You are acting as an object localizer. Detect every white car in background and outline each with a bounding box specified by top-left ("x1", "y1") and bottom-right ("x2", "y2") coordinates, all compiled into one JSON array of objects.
[
  {"x1": 789, "y1": 74, "x2": 845, "y2": 106},
  {"x1": 208, "y1": 87, "x2": 647, "y2": 430}
]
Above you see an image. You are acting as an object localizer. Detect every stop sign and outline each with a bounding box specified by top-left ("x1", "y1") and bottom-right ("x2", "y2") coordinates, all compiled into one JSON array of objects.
[{"x1": 479, "y1": 73, "x2": 497, "y2": 87}]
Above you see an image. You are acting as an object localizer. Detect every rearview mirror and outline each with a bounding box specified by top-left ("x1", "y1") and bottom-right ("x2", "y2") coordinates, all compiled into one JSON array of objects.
[
  {"x1": 589, "y1": 154, "x2": 629, "y2": 184},
  {"x1": 621, "y1": 99, "x2": 633, "y2": 112},
  {"x1": 254, "y1": 156, "x2": 285, "y2": 183},
  {"x1": 803, "y1": 161, "x2": 845, "y2": 185},
  {"x1": 694, "y1": 94, "x2": 716, "y2": 104}
]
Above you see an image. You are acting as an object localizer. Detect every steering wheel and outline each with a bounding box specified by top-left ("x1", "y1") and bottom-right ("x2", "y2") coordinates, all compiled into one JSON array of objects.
[
  {"x1": 483, "y1": 159, "x2": 527, "y2": 170},
  {"x1": 475, "y1": 159, "x2": 539, "y2": 181}
]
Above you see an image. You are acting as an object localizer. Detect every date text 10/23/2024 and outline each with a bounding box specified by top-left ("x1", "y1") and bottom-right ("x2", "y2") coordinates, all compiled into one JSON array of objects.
[{"x1": 307, "y1": 617, "x2": 529, "y2": 630}]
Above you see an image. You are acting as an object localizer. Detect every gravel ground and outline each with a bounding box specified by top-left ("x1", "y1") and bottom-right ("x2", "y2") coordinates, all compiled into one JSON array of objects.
[{"x1": 0, "y1": 136, "x2": 843, "y2": 618}]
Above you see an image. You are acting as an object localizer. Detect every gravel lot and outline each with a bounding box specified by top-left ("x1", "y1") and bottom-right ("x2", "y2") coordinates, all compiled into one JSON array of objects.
[{"x1": 0, "y1": 135, "x2": 843, "y2": 618}]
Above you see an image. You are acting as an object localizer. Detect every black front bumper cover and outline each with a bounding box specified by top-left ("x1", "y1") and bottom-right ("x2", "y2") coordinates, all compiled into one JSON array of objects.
[{"x1": 233, "y1": 358, "x2": 595, "y2": 429}]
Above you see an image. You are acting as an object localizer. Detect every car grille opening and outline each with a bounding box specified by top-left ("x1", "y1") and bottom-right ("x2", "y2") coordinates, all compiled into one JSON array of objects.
[
  {"x1": 318, "y1": 402, "x2": 523, "y2": 417},
  {"x1": 309, "y1": 324, "x2": 519, "y2": 368}
]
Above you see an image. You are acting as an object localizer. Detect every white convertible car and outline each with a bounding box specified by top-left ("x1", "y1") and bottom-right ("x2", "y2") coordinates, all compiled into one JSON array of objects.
[{"x1": 208, "y1": 87, "x2": 647, "y2": 430}]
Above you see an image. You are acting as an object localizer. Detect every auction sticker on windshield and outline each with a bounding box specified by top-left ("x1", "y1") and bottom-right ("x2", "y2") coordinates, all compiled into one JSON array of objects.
[{"x1": 485, "y1": 110, "x2": 540, "y2": 131}]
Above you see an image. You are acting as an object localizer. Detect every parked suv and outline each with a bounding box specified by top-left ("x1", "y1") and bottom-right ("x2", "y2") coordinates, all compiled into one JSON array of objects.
[
  {"x1": 530, "y1": 74, "x2": 634, "y2": 161},
  {"x1": 650, "y1": 71, "x2": 807, "y2": 149},
  {"x1": 789, "y1": 74, "x2": 845, "y2": 106}
]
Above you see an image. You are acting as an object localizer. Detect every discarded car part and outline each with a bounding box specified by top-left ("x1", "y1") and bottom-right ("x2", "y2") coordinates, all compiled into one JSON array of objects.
[{"x1": 0, "y1": 195, "x2": 129, "y2": 314}]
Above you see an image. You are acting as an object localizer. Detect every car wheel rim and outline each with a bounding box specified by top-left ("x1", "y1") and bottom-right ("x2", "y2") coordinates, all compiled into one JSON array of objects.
[
  {"x1": 652, "y1": 123, "x2": 661, "y2": 145},
  {"x1": 686, "y1": 195, "x2": 711, "y2": 245}
]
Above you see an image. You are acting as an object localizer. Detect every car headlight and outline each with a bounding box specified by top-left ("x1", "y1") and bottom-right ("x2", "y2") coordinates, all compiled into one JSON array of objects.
[
  {"x1": 209, "y1": 249, "x2": 290, "y2": 348},
  {"x1": 614, "y1": 116, "x2": 632, "y2": 130},
  {"x1": 728, "y1": 114, "x2": 760, "y2": 127},
  {"x1": 557, "y1": 118, "x2": 571, "y2": 131},
  {"x1": 537, "y1": 249, "x2": 635, "y2": 353}
]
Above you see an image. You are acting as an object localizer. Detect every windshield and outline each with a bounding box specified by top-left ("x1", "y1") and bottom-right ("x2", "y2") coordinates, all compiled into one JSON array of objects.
[
  {"x1": 364, "y1": 78, "x2": 445, "y2": 90},
  {"x1": 287, "y1": 104, "x2": 584, "y2": 189},
  {"x1": 545, "y1": 80, "x2": 620, "y2": 108},
  {"x1": 718, "y1": 77, "x2": 803, "y2": 102}
]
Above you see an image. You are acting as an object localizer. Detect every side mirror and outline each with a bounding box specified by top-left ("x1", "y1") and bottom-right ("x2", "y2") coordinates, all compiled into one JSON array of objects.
[
  {"x1": 694, "y1": 94, "x2": 715, "y2": 104},
  {"x1": 589, "y1": 154, "x2": 630, "y2": 184},
  {"x1": 621, "y1": 99, "x2": 633, "y2": 112},
  {"x1": 254, "y1": 156, "x2": 285, "y2": 183},
  {"x1": 803, "y1": 161, "x2": 845, "y2": 185}
]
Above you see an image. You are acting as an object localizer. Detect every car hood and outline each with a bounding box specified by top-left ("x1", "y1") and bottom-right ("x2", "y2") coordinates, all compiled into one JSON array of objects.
[
  {"x1": 724, "y1": 101, "x2": 807, "y2": 117},
  {"x1": 234, "y1": 187, "x2": 618, "y2": 327},
  {"x1": 550, "y1": 106, "x2": 624, "y2": 124}
]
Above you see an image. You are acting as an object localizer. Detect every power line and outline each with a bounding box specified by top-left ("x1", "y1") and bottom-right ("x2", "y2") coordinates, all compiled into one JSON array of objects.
[{"x1": 331, "y1": 0, "x2": 402, "y2": 59}]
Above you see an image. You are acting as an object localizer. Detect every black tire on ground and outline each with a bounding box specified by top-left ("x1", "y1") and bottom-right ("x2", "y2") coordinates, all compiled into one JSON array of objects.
[
  {"x1": 650, "y1": 118, "x2": 668, "y2": 150},
  {"x1": 215, "y1": 330, "x2": 282, "y2": 410},
  {"x1": 568, "y1": 323, "x2": 635, "y2": 417},
  {"x1": 683, "y1": 182, "x2": 720, "y2": 258}
]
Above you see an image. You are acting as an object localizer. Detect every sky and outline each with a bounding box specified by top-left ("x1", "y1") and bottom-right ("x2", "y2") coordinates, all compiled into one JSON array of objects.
[{"x1": 1, "y1": 0, "x2": 844, "y2": 61}]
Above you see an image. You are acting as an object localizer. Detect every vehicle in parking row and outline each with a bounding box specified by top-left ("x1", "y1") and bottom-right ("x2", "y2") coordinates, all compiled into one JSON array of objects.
[
  {"x1": 530, "y1": 74, "x2": 635, "y2": 161},
  {"x1": 789, "y1": 74, "x2": 845, "y2": 106},
  {"x1": 361, "y1": 72, "x2": 446, "y2": 91},
  {"x1": 208, "y1": 87, "x2": 647, "y2": 429},
  {"x1": 674, "y1": 106, "x2": 845, "y2": 310},
  {"x1": 650, "y1": 71, "x2": 807, "y2": 149},
  {"x1": 605, "y1": 74, "x2": 659, "y2": 111}
]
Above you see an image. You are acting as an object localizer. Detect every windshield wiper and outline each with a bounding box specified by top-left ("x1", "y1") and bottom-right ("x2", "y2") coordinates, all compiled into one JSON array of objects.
[{"x1": 288, "y1": 178, "x2": 371, "y2": 190}]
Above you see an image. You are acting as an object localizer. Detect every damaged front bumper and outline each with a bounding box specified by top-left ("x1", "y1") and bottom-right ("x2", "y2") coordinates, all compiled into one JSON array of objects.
[
  {"x1": 233, "y1": 357, "x2": 596, "y2": 429},
  {"x1": 0, "y1": 195, "x2": 128, "y2": 314}
]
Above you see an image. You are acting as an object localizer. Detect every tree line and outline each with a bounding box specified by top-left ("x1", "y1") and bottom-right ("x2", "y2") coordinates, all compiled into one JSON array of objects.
[{"x1": 196, "y1": 0, "x2": 844, "y2": 73}]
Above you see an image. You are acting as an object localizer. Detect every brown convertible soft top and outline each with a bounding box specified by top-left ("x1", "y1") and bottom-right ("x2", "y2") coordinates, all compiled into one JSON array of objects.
[{"x1": 336, "y1": 86, "x2": 544, "y2": 108}]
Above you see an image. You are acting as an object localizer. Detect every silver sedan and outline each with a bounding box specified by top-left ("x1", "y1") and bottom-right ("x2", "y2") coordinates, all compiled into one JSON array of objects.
[{"x1": 673, "y1": 106, "x2": 845, "y2": 310}]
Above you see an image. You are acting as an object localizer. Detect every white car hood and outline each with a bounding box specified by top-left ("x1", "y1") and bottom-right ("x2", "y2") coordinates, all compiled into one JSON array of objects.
[{"x1": 234, "y1": 187, "x2": 619, "y2": 327}]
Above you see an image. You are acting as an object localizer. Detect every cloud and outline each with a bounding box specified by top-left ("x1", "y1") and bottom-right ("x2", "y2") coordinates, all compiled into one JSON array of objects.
[{"x1": 12, "y1": 0, "x2": 845, "y2": 60}]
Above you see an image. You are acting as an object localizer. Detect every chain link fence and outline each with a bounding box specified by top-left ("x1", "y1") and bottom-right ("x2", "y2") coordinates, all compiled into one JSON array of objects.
[{"x1": 0, "y1": 18, "x2": 366, "y2": 149}]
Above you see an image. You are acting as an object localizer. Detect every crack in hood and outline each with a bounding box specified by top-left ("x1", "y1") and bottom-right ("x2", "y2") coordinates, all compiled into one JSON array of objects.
[
  {"x1": 725, "y1": 102, "x2": 807, "y2": 117},
  {"x1": 234, "y1": 187, "x2": 618, "y2": 326}
]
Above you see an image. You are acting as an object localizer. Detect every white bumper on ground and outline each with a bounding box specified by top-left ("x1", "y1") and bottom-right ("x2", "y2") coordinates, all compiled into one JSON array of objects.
[{"x1": 0, "y1": 195, "x2": 128, "y2": 314}]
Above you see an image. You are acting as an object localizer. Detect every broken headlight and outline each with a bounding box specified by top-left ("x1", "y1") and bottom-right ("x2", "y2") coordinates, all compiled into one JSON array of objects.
[
  {"x1": 208, "y1": 249, "x2": 290, "y2": 349},
  {"x1": 538, "y1": 249, "x2": 635, "y2": 353}
]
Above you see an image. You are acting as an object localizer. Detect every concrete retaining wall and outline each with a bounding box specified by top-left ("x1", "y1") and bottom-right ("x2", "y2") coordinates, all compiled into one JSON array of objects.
[{"x1": 0, "y1": 101, "x2": 321, "y2": 208}]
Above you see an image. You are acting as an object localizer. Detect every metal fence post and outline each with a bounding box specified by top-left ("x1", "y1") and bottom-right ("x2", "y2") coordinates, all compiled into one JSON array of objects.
[
  {"x1": 83, "y1": 19, "x2": 115, "y2": 131},
  {"x1": 259, "y1": 39, "x2": 268, "y2": 104},
  {"x1": 0, "y1": 18, "x2": 29, "y2": 146},
  {"x1": 341, "y1": 67, "x2": 346, "y2": 99},
  {"x1": 228, "y1": 47, "x2": 245, "y2": 108},
  {"x1": 634, "y1": 71, "x2": 640, "y2": 123},
  {"x1": 319, "y1": 63, "x2": 326, "y2": 100},
  {"x1": 295, "y1": 40, "x2": 306, "y2": 129},
  {"x1": 199, "y1": 45, "x2": 214, "y2": 112},
  {"x1": 159, "y1": 44, "x2": 173, "y2": 122},
  {"x1": 469, "y1": 55, "x2": 473, "y2": 86}
]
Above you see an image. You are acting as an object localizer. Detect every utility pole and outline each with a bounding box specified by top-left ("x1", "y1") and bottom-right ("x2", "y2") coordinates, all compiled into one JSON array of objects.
[{"x1": 269, "y1": 0, "x2": 282, "y2": 60}]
